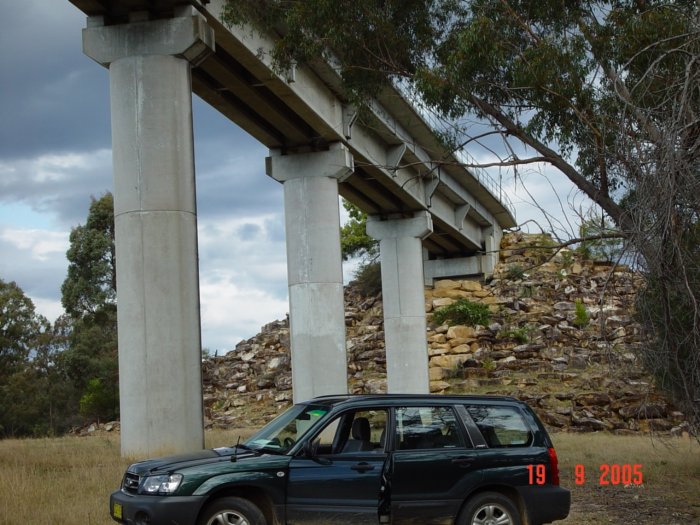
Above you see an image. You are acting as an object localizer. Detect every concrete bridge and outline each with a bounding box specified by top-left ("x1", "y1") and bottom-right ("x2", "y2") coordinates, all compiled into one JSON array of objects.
[{"x1": 68, "y1": 0, "x2": 515, "y2": 456}]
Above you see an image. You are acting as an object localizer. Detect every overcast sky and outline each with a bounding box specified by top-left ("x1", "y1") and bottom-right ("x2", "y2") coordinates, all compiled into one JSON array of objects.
[{"x1": 0, "y1": 1, "x2": 585, "y2": 352}]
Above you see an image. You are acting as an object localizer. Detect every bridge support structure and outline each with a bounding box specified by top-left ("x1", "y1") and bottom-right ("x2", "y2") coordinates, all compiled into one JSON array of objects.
[
  {"x1": 367, "y1": 212, "x2": 433, "y2": 393},
  {"x1": 83, "y1": 8, "x2": 214, "y2": 456},
  {"x1": 266, "y1": 144, "x2": 354, "y2": 402}
]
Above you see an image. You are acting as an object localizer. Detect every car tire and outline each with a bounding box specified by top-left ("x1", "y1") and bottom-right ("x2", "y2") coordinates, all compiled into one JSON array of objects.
[
  {"x1": 458, "y1": 491, "x2": 522, "y2": 525},
  {"x1": 197, "y1": 496, "x2": 266, "y2": 525}
]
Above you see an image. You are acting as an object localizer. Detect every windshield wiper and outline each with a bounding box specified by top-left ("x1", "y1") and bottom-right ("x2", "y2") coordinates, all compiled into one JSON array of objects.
[{"x1": 234, "y1": 443, "x2": 262, "y2": 455}]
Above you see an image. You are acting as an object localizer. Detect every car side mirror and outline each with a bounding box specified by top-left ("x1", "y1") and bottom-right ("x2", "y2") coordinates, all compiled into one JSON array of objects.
[
  {"x1": 302, "y1": 439, "x2": 332, "y2": 465},
  {"x1": 303, "y1": 439, "x2": 315, "y2": 458}
]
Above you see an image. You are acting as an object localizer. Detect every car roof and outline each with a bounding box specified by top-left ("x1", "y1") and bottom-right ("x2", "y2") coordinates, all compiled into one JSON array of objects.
[{"x1": 301, "y1": 393, "x2": 523, "y2": 408}]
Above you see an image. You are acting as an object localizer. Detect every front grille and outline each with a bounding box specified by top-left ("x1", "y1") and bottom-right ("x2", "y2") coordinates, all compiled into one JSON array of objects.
[{"x1": 122, "y1": 472, "x2": 140, "y2": 494}]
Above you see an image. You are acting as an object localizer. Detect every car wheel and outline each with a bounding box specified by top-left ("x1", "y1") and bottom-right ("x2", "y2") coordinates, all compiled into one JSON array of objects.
[
  {"x1": 198, "y1": 496, "x2": 266, "y2": 525},
  {"x1": 459, "y1": 491, "x2": 521, "y2": 525}
]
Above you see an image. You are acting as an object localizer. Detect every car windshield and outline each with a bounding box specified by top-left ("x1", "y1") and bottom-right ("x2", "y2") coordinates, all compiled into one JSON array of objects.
[{"x1": 243, "y1": 403, "x2": 329, "y2": 454}]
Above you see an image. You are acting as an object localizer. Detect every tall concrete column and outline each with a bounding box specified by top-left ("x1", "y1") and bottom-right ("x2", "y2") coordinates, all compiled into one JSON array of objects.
[
  {"x1": 367, "y1": 212, "x2": 433, "y2": 393},
  {"x1": 266, "y1": 144, "x2": 353, "y2": 402},
  {"x1": 481, "y1": 228, "x2": 503, "y2": 277},
  {"x1": 83, "y1": 9, "x2": 214, "y2": 456}
]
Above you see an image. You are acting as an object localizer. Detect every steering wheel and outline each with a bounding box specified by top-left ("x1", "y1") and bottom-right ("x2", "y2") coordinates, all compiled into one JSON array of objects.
[{"x1": 283, "y1": 437, "x2": 296, "y2": 449}]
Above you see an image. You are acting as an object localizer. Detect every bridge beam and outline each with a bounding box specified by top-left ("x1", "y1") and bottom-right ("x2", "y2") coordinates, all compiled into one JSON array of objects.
[
  {"x1": 367, "y1": 212, "x2": 433, "y2": 393},
  {"x1": 83, "y1": 8, "x2": 214, "y2": 456},
  {"x1": 266, "y1": 144, "x2": 353, "y2": 402}
]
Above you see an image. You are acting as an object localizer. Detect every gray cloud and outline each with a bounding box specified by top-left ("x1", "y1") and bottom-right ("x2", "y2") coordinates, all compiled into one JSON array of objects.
[
  {"x1": 0, "y1": 2, "x2": 112, "y2": 159},
  {"x1": 0, "y1": 226, "x2": 69, "y2": 321}
]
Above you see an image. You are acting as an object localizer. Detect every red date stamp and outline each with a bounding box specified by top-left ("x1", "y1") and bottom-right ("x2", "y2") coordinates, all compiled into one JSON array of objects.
[{"x1": 527, "y1": 464, "x2": 643, "y2": 485}]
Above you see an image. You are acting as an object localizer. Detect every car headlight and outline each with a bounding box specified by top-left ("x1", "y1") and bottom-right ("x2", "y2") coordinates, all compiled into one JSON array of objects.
[{"x1": 141, "y1": 474, "x2": 183, "y2": 495}]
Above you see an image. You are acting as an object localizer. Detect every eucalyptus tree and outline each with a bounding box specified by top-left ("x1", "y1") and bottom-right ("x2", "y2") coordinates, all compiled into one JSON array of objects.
[
  {"x1": 0, "y1": 279, "x2": 52, "y2": 436},
  {"x1": 60, "y1": 193, "x2": 118, "y2": 422}
]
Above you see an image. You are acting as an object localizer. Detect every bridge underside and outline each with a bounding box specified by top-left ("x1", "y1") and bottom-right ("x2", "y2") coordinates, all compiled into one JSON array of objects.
[{"x1": 69, "y1": 0, "x2": 516, "y2": 457}]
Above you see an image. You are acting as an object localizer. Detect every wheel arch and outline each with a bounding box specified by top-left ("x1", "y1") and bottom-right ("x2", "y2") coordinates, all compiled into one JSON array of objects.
[
  {"x1": 197, "y1": 484, "x2": 281, "y2": 525},
  {"x1": 455, "y1": 484, "x2": 530, "y2": 525}
]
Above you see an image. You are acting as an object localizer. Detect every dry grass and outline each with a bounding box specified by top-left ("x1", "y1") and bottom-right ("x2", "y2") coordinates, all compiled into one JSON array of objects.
[
  {"x1": 0, "y1": 431, "x2": 697, "y2": 524},
  {"x1": 553, "y1": 432, "x2": 700, "y2": 524},
  {"x1": 0, "y1": 435, "x2": 127, "y2": 525}
]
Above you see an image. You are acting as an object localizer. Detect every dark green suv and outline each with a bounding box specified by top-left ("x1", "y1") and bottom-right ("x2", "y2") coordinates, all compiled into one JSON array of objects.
[{"x1": 110, "y1": 394, "x2": 570, "y2": 525}]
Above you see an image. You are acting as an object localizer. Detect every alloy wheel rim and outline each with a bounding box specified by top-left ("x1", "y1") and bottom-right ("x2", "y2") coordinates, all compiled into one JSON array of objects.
[
  {"x1": 472, "y1": 503, "x2": 512, "y2": 525},
  {"x1": 206, "y1": 510, "x2": 249, "y2": 525}
]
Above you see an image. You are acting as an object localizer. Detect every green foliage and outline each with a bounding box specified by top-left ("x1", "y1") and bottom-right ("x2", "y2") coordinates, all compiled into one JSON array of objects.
[
  {"x1": 223, "y1": 0, "x2": 697, "y2": 226},
  {"x1": 518, "y1": 285, "x2": 535, "y2": 299},
  {"x1": 433, "y1": 298, "x2": 491, "y2": 327},
  {"x1": 0, "y1": 280, "x2": 79, "y2": 437},
  {"x1": 61, "y1": 193, "x2": 115, "y2": 318},
  {"x1": 223, "y1": 0, "x2": 457, "y2": 105},
  {"x1": 499, "y1": 326, "x2": 530, "y2": 344},
  {"x1": 79, "y1": 378, "x2": 117, "y2": 422},
  {"x1": 354, "y1": 261, "x2": 382, "y2": 296},
  {"x1": 60, "y1": 193, "x2": 119, "y2": 423},
  {"x1": 578, "y1": 211, "x2": 624, "y2": 262},
  {"x1": 2, "y1": 194, "x2": 122, "y2": 435},
  {"x1": 560, "y1": 250, "x2": 574, "y2": 268},
  {"x1": 505, "y1": 264, "x2": 525, "y2": 280},
  {"x1": 635, "y1": 225, "x2": 700, "y2": 431},
  {"x1": 0, "y1": 279, "x2": 45, "y2": 376},
  {"x1": 340, "y1": 200, "x2": 378, "y2": 262},
  {"x1": 340, "y1": 199, "x2": 382, "y2": 295},
  {"x1": 573, "y1": 299, "x2": 589, "y2": 328},
  {"x1": 481, "y1": 357, "x2": 495, "y2": 372}
]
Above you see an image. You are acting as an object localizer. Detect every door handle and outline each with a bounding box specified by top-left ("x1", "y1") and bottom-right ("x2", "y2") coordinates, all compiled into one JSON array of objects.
[
  {"x1": 451, "y1": 456, "x2": 474, "y2": 467},
  {"x1": 351, "y1": 462, "x2": 375, "y2": 473}
]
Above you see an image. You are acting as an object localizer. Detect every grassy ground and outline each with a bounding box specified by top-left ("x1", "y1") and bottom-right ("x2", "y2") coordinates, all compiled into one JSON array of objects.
[
  {"x1": 554, "y1": 432, "x2": 700, "y2": 524},
  {"x1": 0, "y1": 431, "x2": 697, "y2": 524}
]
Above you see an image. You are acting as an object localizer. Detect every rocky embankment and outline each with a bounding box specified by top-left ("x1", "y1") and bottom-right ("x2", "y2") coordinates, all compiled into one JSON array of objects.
[{"x1": 202, "y1": 233, "x2": 689, "y2": 436}]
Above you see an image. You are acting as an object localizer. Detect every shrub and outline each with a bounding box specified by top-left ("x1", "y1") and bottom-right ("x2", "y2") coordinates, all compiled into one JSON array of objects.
[
  {"x1": 505, "y1": 264, "x2": 526, "y2": 280},
  {"x1": 433, "y1": 298, "x2": 491, "y2": 327},
  {"x1": 499, "y1": 327, "x2": 530, "y2": 344},
  {"x1": 573, "y1": 299, "x2": 589, "y2": 327},
  {"x1": 354, "y1": 260, "x2": 382, "y2": 296},
  {"x1": 560, "y1": 250, "x2": 574, "y2": 267}
]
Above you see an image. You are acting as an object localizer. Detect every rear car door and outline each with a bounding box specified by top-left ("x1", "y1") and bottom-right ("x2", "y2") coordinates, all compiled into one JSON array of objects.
[
  {"x1": 389, "y1": 405, "x2": 482, "y2": 524},
  {"x1": 286, "y1": 408, "x2": 389, "y2": 525}
]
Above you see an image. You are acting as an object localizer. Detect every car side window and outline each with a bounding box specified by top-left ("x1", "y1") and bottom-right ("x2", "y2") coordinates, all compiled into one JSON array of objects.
[
  {"x1": 311, "y1": 409, "x2": 388, "y2": 455},
  {"x1": 395, "y1": 406, "x2": 466, "y2": 450},
  {"x1": 342, "y1": 409, "x2": 388, "y2": 453},
  {"x1": 465, "y1": 405, "x2": 532, "y2": 447}
]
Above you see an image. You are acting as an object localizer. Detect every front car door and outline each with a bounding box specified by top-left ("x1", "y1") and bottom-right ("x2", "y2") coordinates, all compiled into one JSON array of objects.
[{"x1": 286, "y1": 408, "x2": 389, "y2": 525}]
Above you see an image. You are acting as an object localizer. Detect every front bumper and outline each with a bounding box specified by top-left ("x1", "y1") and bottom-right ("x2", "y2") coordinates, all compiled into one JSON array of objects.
[{"x1": 110, "y1": 490, "x2": 207, "y2": 525}]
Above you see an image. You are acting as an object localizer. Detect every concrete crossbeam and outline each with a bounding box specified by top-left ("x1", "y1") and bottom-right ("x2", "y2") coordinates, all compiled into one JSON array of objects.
[
  {"x1": 83, "y1": 9, "x2": 214, "y2": 457},
  {"x1": 367, "y1": 212, "x2": 433, "y2": 393}
]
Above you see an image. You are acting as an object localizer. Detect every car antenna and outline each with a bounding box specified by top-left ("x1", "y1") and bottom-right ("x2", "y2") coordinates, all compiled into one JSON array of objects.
[{"x1": 231, "y1": 435, "x2": 241, "y2": 463}]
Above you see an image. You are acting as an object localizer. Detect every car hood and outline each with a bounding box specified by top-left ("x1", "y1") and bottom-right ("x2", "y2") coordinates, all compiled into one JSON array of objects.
[{"x1": 127, "y1": 448, "x2": 287, "y2": 476}]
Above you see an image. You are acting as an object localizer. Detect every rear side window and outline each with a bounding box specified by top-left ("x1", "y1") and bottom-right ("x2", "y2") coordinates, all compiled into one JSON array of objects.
[
  {"x1": 465, "y1": 405, "x2": 532, "y2": 448},
  {"x1": 395, "y1": 406, "x2": 466, "y2": 450}
]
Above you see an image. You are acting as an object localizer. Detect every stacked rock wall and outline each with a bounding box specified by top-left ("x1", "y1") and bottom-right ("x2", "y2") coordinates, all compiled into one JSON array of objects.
[{"x1": 202, "y1": 233, "x2": 688, "y2": 435}]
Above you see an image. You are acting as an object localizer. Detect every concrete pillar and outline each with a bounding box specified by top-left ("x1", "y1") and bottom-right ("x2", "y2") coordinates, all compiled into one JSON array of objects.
[
  {"x1": 266, "y1": 144, "x2": 354, "y2": 402},
  {"x1": 367, "y1": 212, "x2": 433, "y2": 393},
  {"x1": 83, "y1": 9, "x2": 214, "y2": 456},
  {"x1": 481, "y1": 227, "x2": 502, "y2": 277}
]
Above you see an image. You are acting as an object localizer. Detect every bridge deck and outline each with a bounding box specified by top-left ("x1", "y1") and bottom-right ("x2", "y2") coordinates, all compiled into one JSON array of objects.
[{"x1": 69, "y1": 0, "x2": 516, "y2": 258}]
